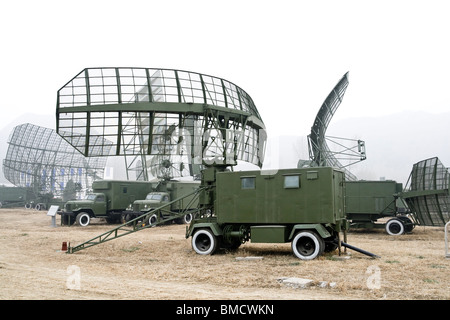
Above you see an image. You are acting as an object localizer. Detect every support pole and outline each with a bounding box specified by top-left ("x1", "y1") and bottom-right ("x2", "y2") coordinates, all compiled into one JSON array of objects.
[
  {"x1": 445, "y1": 221, "x2": 450, "y2": 258},
  {"x1": 335, "y1": 240, "x2": 380, "y2": 258}
]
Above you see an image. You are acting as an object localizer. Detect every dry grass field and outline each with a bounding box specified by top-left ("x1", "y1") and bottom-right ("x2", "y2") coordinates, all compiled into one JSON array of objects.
[{"x1": 0, "y1": 208, "x2": 448, "y2": 300}]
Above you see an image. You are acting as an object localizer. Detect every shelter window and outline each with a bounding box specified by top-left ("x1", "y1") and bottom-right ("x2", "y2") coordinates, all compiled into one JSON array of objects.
[
  {"x1": 241, "y1": 176, "x2": 256, "y2": 189},
  {"x1": 284, "y1": 175, "x2": 300, "y2": 189},
  {"x1": 307, "y1": 171, "x2": 319, "y2": 180}
]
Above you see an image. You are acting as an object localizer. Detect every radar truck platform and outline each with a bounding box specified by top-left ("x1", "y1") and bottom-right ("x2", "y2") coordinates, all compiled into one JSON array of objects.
[{"x1": 186, "y1": 167, "x2": 349, "y2": 260}]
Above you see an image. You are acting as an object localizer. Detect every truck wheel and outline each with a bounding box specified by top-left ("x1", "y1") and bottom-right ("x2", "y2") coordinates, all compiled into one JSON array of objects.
[
  {"x1": 398, "y1": 216, "x2": 415, "y2": 233},
  {"x1": 148, "y1": 214, "x2": 157, "y2": 225},
  {"x1": 121, "y1": 213, "x2": 132, "y2": 224},
  {"x1": 62, "y1": 215, "x2": 76, "y2": 226},
  {"x1": 220, "y1": 237, "x2": 241, "y2": 250},
  {"x1": 291, "y1": 231, "x2": 324, "y2": 260},
  {"x1": 324, "y1": 234, "x2": 339, "y2": 252},
  {"x1": 76, "y1": 212, "x2": 91, "y2": 227},
  {"x1": 192, "y1": 228, "x2": 217, "y2": 255},
  {"x1": 385, "y1": 218, "x2": 405, "y2": 235},
  {"x1": 183, "y1": 213, "x2": 193, "y2": 224}
]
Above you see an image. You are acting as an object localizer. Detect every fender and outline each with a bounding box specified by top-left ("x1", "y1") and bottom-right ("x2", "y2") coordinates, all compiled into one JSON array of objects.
[
  {"x1": 288, "y1": 224, "x2": 332, "y2": 240},
  {"x1": 63, "y1": 208, "x2": 94, "y2": 218},
  {"x1": 186, "y1": 222, "x2": 223, "y2": 238}
]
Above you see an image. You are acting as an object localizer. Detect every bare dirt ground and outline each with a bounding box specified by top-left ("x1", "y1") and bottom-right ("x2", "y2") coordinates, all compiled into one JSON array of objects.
[{"x1": 0, "y1": 208, "x2": 448, "y2": 300}]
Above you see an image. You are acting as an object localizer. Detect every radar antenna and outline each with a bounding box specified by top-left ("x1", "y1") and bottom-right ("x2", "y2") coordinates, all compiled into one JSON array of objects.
[{"x1": 305, "y1": 72, "x2": 366, "y2": 180}]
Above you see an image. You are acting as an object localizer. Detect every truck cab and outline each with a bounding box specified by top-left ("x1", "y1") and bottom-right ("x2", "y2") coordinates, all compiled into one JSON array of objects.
[
  {"x1": 62, "y1": 193, "x2": 107, "y2": 226},
  {"x1": 133, "y1": 192, "x2": 170, "y2": 212},
  {"x1": 65, "y1": 193, "x2": 107, "y2": 215},
  {"x1": 125, "y1": 182, "x2": 199, "y2": 225}
]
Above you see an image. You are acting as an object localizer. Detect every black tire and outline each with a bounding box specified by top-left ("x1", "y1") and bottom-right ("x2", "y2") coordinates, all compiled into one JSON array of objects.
[
  {"x1": 105, "y1": 216, "x2": 118, "y2": 224},
  {"x1": 148, "y1": 214, "x2": 157, "y2": 225},
  {"x1": 324, "y1": 234, "x2": 339, "y2": 252},
  {"x1": 182, "y1": 213, "x2": 193, "y2": 224},
  {"x1": 35, "y1": 203, "x2": 46, "y2": 211},
  {"x1": 385, "y1": 218, "x2": 405, "y2": 235},
  {"x1": 398, "y1": 216, "x2": 415, "y2": 233},
  {"x1": 61, "y1": 214, "x2": 71, "y2": 226},
  {"x1": 192, "y1": 228, "x2": 217, "y2": 255},
  {"x1": 291, "y1": 231, "x2": 324, "y2": 260},
  {"x1": 76, "y1": 212, "x2": 91, "y2": 227},
  {"x1": 120, "y1": 213, "x2": 133, "y2": 224},
  {"x1": 220, "y1": 237, "x2": 242, "y2": 250}
]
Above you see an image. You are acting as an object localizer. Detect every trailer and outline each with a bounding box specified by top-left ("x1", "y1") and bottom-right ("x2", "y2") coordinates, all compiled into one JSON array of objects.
[
  {"x1": 0, "y1": 186, "x2": 31, "y2": 208},
  {"x1": 0, "y1": 186, "x2": 63, "y2": 210},
  {"x1": 345, "y1": 157, "x2": 450, "y2": 234},
  {"x1": 345, "y1": 180, "x2": 415, "y2": 235},
  {"x1": 186, "y1": 167, "x2": 348, "y2": 260}
]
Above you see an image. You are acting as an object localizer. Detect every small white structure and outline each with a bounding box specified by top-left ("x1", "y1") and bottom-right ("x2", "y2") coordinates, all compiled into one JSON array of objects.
[{"x1": 47, "y1": 205, "x2": 59, "y2": 227}]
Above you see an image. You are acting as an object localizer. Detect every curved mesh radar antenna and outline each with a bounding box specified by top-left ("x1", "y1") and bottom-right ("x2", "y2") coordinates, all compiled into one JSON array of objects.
[
  {"x1": 2, "y1": 123, "x2": 109, "y2": 196},
  {"x1": 56, "y1": 68, "x2": 266, "y2": 179},
  {"x1": 306, "y1": 72, "x2": 366, "y2": 181},
  {"x1": 402, "y1": 157, "x2": 450, "y2": 226}
]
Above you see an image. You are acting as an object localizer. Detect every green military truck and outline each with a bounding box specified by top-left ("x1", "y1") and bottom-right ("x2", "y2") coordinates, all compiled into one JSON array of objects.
[
  {"x1": 186, "y1": 167, "x2": 348, "y2": 260},
  {"x1": 125, "y1": 180, "x2": 200, "y2": 224},
  {"x1": 0, "y1": 186, "x2": 62, "y2": 210},
  {"x1": 345, "y1": 180, "x2": 414, "y2": 235},
  {"x1": 59, "y1": 180, "x2": 154, "y2": 226},
  {"x1": 0, "y1": 186, "x2": 31, "y2": 208}
]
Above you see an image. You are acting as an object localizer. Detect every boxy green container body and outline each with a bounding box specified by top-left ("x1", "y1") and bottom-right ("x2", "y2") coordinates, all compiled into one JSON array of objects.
[
  {"x1": 92, "y1": 180, "x2": 155, "y2": 213},
  {"x1": 345, "y1": 180, "x2": 403, "y2": 222},
  {"x1": 164, "y1": 181, "x2": 200, "y2": 211},
  {"x1": 0, "y1": 186, "x2": 30, "y2": 203},
  {"x1": 215, "y1": 167, "x2": 346, "y2": 225}
]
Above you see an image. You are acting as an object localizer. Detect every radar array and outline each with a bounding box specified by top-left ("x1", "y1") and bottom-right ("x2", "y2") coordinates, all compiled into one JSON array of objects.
[
  {"x1": 56, "y1": 68, "x2": 266, "y2": 180},
  {"x1": 3, "y1": 123, "x2": 108, "y2": 197},
  {"x1": 305, "y1": 72, "x2": 366, "y2": 180}
]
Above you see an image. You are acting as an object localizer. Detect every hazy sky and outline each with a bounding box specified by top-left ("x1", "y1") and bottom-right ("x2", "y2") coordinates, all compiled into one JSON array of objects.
[{"x1": 1, "y1": 0, "x2": 450, "y2": 183}]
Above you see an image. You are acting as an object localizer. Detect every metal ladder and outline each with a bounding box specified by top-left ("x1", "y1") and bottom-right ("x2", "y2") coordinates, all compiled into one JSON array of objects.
[{"x1": 66, "y1": 186, "x2": 206, "y2": 254}]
